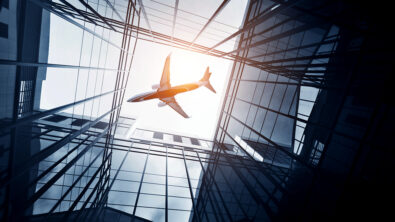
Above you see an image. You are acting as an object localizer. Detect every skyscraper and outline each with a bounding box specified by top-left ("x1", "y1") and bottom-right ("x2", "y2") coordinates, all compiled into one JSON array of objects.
[{"x1": 0, "y1": 0, "x2": 393, "y2": 221}]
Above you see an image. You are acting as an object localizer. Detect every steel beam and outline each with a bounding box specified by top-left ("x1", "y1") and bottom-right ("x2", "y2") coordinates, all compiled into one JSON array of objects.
[
  {"x1": 171, "y1": 0, "x2": 179, "y2": 41},
  {"x1": 189, "y1": 0, "x2": 230, "y2": 47},
  {"x1": 205, "y1": 0, "x2": 301, "y2": 53},
  {"x1": 79, "y1": 0, "x2": 116, "y2": 31},
  {"x1": 0, "y1": 89, "x2": 122, "y2": 132}
]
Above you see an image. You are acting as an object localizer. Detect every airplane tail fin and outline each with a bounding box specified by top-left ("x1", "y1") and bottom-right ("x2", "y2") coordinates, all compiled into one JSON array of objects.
[{"x1": 201, "y1": 67, "x2": 216, "y2": 94}]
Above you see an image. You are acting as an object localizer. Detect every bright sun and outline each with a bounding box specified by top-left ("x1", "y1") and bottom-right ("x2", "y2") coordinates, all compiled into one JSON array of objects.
[
  {"x1": 169, "y1": 49, "x2": 211, "y2": 86},
  {"x1": 120, "y1": 42, "x2": 232, "y2": 139}
]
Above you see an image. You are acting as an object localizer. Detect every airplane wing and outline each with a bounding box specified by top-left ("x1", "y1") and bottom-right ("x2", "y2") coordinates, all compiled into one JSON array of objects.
[
  {"x1": 160, "y1": 97, "x2": 190, "y2": 118},
  {"x1": 159, "y1": 54, "x2": 171, "y2": 90}
]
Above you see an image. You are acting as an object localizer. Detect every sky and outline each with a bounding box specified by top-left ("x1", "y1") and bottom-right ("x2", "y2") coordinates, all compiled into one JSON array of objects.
[
  {"x1": 121, "y1": 43, "x2": 230, "y2": 139},
  {"x1": 40, "y1": 0, "x2": 248, "y2": 140},
  {"x1": 121, "y1": 0, "x2": 248, "y2": 139}
]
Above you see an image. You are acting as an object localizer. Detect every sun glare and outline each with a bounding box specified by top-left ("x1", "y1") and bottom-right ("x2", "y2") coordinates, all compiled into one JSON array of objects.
[
  {"x1": 121, "y1": 44, "x2": 232, "y2": 139},
  {"x1": 170, "y1": 50, "x2": 212, "y2": 85}
]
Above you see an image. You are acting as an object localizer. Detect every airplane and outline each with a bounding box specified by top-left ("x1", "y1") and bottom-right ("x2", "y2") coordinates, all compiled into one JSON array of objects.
[{"x1": 127, "y1": 54, "x2": 216, "y2": 118}]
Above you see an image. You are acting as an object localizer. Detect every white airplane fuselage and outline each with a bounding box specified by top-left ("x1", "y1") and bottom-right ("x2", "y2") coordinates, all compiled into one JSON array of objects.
[{"x1": 127, "y1": 81, "x2": 205, "y2": 102}]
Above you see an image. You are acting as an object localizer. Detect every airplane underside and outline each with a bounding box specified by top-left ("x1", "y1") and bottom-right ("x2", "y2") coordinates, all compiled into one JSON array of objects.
[
  {"x1": 144, "y1": 88, "x2": 189, "y2": 100},
  {"x1": 127, "y1": 54, "x2": 215, "y2": 118}
]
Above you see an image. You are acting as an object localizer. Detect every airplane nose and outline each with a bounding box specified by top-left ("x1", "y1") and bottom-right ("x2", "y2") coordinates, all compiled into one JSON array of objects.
[
  {"x1": 127, "y1": 96, "x2": 137, "y2": 102},
  {"x1": 127, "y1": 95, "x2": 143, "y2": 102}
]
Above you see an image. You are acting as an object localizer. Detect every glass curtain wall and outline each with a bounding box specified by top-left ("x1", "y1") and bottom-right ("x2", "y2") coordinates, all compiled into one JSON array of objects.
[
  {"x1": 0, "y1": 0, "x2": 137, "y2": 220},
  {"x1": 1, "y1": 0, "x2": 392, "y2": 221},
  {"x1": 209, "y1": 0, "x2": 384, "y2": 221}
]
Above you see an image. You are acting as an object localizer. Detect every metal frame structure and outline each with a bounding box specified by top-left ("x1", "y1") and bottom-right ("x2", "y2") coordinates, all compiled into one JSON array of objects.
[
  {"x1": 0, "y1": 0, "x2": 139, "y2": 220},
  {"x1": 8, "y1": 116, "x2": 294, "y2": 221},
  {"x1": 0, "y1": 0, "x2": 393, "y2": 221},
  {"x1": 210, "y1": 0, "x2": 393, "y2": 221}
]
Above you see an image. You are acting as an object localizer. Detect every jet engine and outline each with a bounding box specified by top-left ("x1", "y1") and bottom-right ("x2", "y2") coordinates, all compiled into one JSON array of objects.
[
  {"x1": 158, "y1": 102, "x2": 167, "y2": 107},
  {"x1": 152, "y1": 84, "x2": 160, "y2": 90}
]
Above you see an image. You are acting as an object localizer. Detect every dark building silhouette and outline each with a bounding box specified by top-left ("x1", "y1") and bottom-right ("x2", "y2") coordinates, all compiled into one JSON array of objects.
[{"x1": 0, "y1": 0, "x2": 393, "y2": 221}]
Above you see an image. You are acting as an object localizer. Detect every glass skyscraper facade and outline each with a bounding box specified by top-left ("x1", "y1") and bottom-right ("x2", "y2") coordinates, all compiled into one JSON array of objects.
[
  {"x1": 1, "y1": 0, "x2": 133, "y2": 220},
  {"x1": 1, "y1": 0, "x2": 393, "y2": 221},
  {"x1": 211, "y1": 0, "x2": 393, "y2": 221}
]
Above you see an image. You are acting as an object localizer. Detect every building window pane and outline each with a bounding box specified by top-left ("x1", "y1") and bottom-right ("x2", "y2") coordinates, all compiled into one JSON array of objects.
[
  {"x1": 43, "y1": 115, "x2": 68, "y2": 123},
  {"x1": 71, "y1": 118, "x2": 90, "y2": 126},
  {"x1": 0, "y1": 22, "x2": 8, "y2": 38},
  {"x1": 93, "y1": 121, "x2": 108, "y2": 129},
  {"x1": 153, "y1": 132, "x2": 163, "y2": 140},
  {"x1": 190, "y1": 138, "x2": 200, "y2": 146},
  {"x1": 173, "y1": 135, "x2": 182, "y2": 143}
]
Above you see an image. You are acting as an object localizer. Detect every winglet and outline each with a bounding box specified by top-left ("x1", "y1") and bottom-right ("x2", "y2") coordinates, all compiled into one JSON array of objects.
[{"x1": 201, "y1": 67, "x2": 216, "y2": 94}]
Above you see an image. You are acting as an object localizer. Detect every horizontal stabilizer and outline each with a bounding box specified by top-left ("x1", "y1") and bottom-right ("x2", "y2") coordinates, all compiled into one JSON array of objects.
[
  {"x1": 205, "y1": 82, "x2": 216, "y2": 93},
  {"x1": 201, "y1": 66, "x2": 216, "y2": 94}
]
